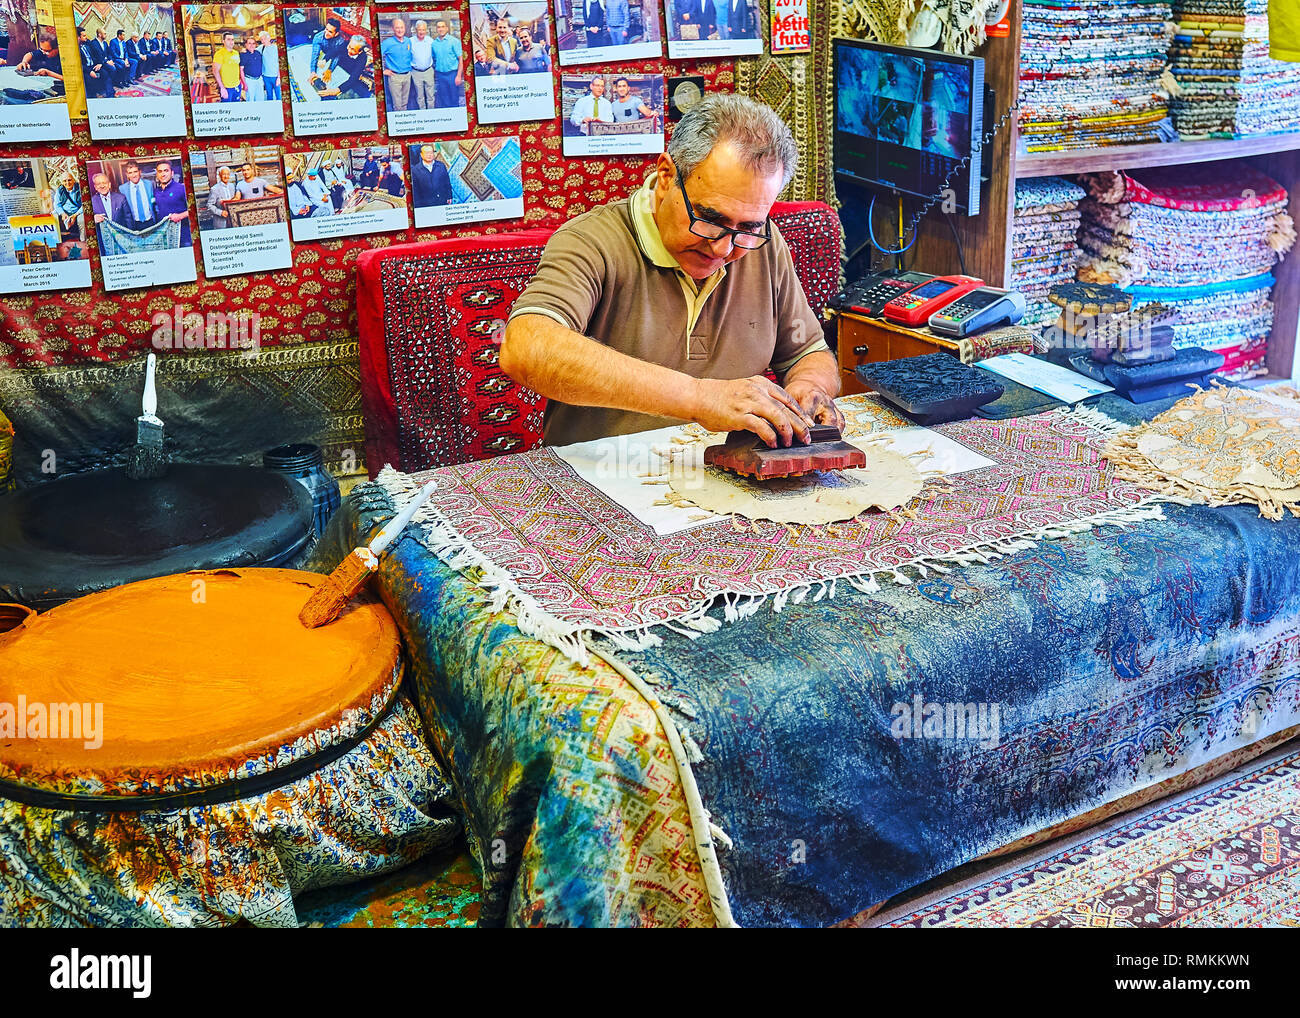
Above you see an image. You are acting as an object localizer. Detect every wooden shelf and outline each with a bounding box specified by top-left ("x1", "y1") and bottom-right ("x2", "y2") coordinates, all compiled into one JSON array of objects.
[{"x1": 1016, "y1": 132, "x2": 1300, "y2": 178}]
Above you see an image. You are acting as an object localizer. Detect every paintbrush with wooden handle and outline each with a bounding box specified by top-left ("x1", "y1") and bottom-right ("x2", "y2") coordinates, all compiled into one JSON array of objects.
[{"x1": 299, "y1": 477, "x2": 439, "y2": 628}]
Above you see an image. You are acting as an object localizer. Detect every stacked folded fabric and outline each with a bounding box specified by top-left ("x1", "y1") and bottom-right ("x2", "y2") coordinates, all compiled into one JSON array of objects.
[
  {"x1": 1067, "y1": 346, "x2": 1227, "y2": 401},
  {"x1": 1076, "y1": 163, "x2": 1296, "y2": 380},
  {"x1": 1009, "y1": 177, "x2": 1085, "y2": 327},
  {"x1": 1018, "y1": 0, "x2": 1177, "y2": 152},
  {"x1": 1169, "y1": 0, "x2": 1300, "y2": 138}
]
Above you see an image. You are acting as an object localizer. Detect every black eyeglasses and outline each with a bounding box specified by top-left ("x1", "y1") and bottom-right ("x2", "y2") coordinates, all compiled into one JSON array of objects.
[{"x1": 676, "y1": 171, "x2": 771, "y2": 250}]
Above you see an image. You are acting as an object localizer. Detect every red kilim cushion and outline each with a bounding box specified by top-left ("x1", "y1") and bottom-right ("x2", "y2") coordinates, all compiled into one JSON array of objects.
[{"x1": 356, "y1": 202, "x2": 843, "y2": 475}]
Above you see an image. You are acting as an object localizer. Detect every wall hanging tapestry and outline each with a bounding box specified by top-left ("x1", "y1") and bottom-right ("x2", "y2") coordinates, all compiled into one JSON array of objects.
[
  {"x1": 1103, "y1": 383, "x2": 1300, "y2": 520},
  {"x1": 374, "y1": 393, "x2": 1169, "y2": 659}
]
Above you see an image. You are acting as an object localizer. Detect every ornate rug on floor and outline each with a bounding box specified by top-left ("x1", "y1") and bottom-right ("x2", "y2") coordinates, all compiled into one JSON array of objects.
[
  {"x1": 876, "y1": 742, "x2": 1300, "y2": 928},
  {"x1": 375, "y1": 395, "x2": 1171, "y2": 658}
]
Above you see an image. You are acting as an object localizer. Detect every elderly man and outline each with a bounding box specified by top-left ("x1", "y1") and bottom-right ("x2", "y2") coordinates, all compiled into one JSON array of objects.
[
  {"x1": 90, "y1": 172, "x2": 127, "y2": 249},
  {"x1": 205, "y1": 165, "x2": 239, "y2": 229},
  {"x1": 380, "y1": 17, "x2": 412, "y2": 111},
  {"x1": 500, "y1": 95, "x2": 837, "y2": 448},
  {"x1": 258, "y1": 30, "x2": 280, "y2": 100},
  {"x1": 569, "y1": 75, "x2": 614, "y2": 133},
  {"x1": 407, "y1": 19, "x2": 434, "y2": 109}
]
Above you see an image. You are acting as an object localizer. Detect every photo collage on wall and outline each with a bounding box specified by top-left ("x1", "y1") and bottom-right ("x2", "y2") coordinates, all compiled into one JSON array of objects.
[{"x1": 0, "y1": 0, "x2": 772, "y2": 292}]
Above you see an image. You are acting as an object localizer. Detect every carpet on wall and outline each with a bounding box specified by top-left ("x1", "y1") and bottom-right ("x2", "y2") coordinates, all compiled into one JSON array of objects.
[
  {"x1": 872, "y1": 737, "x2": 1300, "y2": 928},
  {"x1": 735, "y1": 0, "x2": 837, "y2": 205}
]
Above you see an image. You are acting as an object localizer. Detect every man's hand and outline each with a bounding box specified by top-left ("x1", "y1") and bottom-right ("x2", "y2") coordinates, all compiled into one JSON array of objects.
[
  {"x1": 691, "y1": 375, "x2": 814, "y2": 448},
  {"x1": 782, "y1": 378, "x2": 845, "y2": 430}
]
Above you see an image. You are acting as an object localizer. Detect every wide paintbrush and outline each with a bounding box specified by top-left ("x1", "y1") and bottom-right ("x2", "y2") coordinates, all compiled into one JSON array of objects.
[
  {"x1": 298, "y1": 476, "x2": 439, "y2": 628},
  {"x1": 125, "y1": 353, "x2": 168, "y2": 481}
]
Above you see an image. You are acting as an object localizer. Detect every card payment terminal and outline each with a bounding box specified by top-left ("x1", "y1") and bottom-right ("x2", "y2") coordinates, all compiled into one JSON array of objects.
[
  {"x1": 928, "y1": 287, "x2": 1028, "y2": 337},
  {"x1": 881, "y1": 275, "x2": 985, "y2": 328}
]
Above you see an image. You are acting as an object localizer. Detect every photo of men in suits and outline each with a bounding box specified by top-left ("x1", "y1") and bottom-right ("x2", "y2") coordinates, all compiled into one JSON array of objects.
[
  {"x1": 664, "y1": 0, "x2": 757, "y2": 48},
  {"x1": 554, "y1": 0, "x2": 659, "y2": 62},
  {"x1": 86, "y1": 155, "x2": 194, "y2": 255},
  {"x1": 471, "y1": 3, "x2": 552, "y2": 76},
  {"x1": 72, "y1": 3, "x2": 180, "y2": 97}
]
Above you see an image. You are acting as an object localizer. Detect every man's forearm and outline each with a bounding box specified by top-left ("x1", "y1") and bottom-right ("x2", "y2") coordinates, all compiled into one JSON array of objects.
[
  {"x1": 780, "y1": 349, "x2": 840, "y2": 398},
  {"x1": 500, "y1": 313, "x2": 703, "y2": 422}
]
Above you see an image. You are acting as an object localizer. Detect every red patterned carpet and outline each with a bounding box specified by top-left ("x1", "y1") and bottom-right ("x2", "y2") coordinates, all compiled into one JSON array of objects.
[{"x1": 874, "y1": 740, "x2": 1300, "y2": 928}]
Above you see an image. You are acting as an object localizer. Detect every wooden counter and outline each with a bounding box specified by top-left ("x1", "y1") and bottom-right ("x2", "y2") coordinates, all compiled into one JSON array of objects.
[{"x1": 835, "y1": 310, "x2": 962, "y2": 395}]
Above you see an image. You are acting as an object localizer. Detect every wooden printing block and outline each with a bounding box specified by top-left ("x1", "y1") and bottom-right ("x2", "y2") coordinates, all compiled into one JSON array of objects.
[{"x1": 703, "y1": 424, "x2": 867, "y2": 479}]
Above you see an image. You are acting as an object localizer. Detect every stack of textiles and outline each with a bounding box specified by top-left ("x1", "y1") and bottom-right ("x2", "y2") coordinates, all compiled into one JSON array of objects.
[
  {"x1": 1076, "y1": 163, "x2": 1296, "y2": 380},
  {"x1": 1169, "y1": 0, "x2": 1300, "y2": 138},
  {"x1": 1018, "y1": 0, "x2": 1177, "y2": 152},
  {"x1": 1010, "y1": 177, "x2": 1085, "y2": 327}
]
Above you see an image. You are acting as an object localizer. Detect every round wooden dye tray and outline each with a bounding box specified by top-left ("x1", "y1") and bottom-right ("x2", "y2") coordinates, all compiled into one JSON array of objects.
[
  {"x1": 0, "y1": 464, "x2": 314, "y2": 610},
  {"x1": 0, "y1": 569, "x2": 402, "y2": 811}
]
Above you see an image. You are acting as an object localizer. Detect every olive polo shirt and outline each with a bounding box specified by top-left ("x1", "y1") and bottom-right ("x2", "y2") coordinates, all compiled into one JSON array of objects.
[{"x1": 508, "y1": 177, "x2": 829, "y2": 446}]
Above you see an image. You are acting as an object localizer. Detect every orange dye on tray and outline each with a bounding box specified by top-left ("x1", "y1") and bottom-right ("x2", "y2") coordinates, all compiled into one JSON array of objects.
[{"x1": 0, "y1": 569, "x2": 400, "y2": 791}]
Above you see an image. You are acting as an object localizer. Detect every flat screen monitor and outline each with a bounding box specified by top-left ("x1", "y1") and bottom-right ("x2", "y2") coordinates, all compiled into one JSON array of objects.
[{"x1": 833, "y1": 38, "x2": 984, "y2": 214}]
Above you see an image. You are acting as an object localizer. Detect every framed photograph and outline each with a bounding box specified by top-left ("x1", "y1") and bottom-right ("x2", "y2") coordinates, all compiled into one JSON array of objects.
[
  {"x1": 664, "y1": 0, "x2": 762, "y2": 59},
  {"x1": 0, "y1": 0, "x2": 72, "y2": 141},
  {"x1": 282, "y1": 7, "x2": 379, "y2": 135},
  {"x1": 561, "y1": 73, "x2": 664, "y2": 157},
  {"x1": 409, "y1": 136, "x2": 523, "y2": 228},
  {"x1": 378, "y1": 9, "x2": 468, "y2": 136},
  {"x1": 284, "y1": 145, "x2": 409, "y2": 242},
  {"x1": 553, "y1": 0, "x2": 662, "y2": 67},
  {"x1": 183, "y1": 5, "x2": 285, "y2": 136},
  {"x1": 86, "y1": 152, "x2": 197, "y2": 291},
  {"x1": 0, "y1": 156, "x2": 90, "y2": 293},
  {"x1": 74, "y1": 3, "x2": 186, "y2": 138},
  {"x1": 190, "y1": 145, "x2": 292, "y2": 278},
  {"x1": 469, "y1": 1, "x2": 554, "y2": 124}
]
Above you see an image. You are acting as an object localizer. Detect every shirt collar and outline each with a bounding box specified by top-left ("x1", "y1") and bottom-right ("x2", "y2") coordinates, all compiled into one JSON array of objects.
[
  {"x1": 629, "y1": 175, "x2": 682, "y2": 271},
  {"x1": 629, "y1": 175, "x2": 726, "y2": 285}
]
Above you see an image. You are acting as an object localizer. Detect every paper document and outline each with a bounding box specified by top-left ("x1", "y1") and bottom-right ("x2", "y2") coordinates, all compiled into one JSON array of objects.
[{"x1": 977, "y1": 353, "x2": 1114, "y2": 403}]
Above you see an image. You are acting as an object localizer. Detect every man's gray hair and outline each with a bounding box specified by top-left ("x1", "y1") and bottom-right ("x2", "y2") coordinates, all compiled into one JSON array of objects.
[{"x1": 667, "y1": 94, "x2": 797, "y2": 189}]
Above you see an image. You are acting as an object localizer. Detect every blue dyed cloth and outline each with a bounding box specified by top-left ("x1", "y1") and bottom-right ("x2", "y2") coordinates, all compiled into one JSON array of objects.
[{"x1": 317, "y1": 394, "x2": 1300, "y2": 926}]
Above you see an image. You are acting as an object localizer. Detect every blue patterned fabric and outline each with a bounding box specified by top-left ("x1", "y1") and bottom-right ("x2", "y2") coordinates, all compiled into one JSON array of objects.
[
  {"x1": 482, "y1": 139, "x2": 522, "y2": 199},
  {"x1": 98, "y1": 217, "x2": 182, "y2": 257},
  {"x1": 317, "y1": 394, "x2": 1300, "y2": 926}
]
